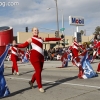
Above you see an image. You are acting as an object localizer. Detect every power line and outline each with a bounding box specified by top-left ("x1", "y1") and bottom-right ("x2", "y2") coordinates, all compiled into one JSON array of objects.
[{"x1": 28, "y1": 27, "x2": 56, "y2": 31}]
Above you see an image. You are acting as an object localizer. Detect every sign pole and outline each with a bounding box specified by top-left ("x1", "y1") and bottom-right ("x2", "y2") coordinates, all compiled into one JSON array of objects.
[
  {"x1": 76, "y1": 26, "x2": 79, "y2": 32},
  {"x1": 76, "y1": 26, "x2": 79, "y2": 39}
]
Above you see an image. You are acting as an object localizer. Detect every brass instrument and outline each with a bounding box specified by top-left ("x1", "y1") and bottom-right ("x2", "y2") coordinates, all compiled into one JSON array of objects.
[
  {"x1": 82, "y1": 41, "x2": 95, "y2": 55},
  {"x1": 82, "y1": 41, "x2": 93, "y2": 48}
]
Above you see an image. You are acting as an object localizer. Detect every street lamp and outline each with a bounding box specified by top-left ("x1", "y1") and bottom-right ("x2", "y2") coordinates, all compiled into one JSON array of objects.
[
  {"x1": 47, "y1": 7, "x2": 65, "y2": 46},
  {"x1": 47, "y1": 0, "x2": 65, "y2": 46},
  {"x1": 47, "y1": 0, "x2": 59, "y2": 37},
  {"x1": 47, "y1": 7, "x2": 64, "y2": 35}
]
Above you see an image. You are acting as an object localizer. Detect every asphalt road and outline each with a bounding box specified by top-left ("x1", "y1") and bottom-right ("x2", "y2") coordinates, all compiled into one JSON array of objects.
[{"x1": 2, "y1": 60, "x2": 100, "y2": 100}]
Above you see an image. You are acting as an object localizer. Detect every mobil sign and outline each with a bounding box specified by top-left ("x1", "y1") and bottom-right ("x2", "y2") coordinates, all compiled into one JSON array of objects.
[{"x1": 69, "y1": 16, "x2": 84, "y2": 26}]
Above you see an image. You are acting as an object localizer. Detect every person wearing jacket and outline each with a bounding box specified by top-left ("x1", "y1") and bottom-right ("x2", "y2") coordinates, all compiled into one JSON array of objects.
[{"x1": 16, "y1": 27, "x2": 63, "y2": 93}]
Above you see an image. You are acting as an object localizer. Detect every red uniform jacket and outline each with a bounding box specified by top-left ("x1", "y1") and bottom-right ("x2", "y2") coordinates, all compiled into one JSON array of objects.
[{"x1": 17, "y1": 36, "x2": 61, "y2": 63}]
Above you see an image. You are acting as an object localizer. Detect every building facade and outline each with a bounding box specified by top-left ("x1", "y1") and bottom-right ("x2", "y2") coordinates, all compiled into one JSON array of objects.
[{"x1": 17, "y1": 32, "x2": 94, "y2": 50}]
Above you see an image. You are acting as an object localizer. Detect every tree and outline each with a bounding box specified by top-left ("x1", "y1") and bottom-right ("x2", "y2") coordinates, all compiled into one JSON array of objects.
[
  {"x1": 94, "y1": 26, "x2": 100, "y2": 35},
  {"x1": 80, "y1": 30, "x2": 84, "y2": 35}
]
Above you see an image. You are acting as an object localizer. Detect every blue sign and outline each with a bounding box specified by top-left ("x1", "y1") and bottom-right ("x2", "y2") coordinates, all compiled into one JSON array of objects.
[
  {"x1": 69, "y1": 16, "x2": 84, "y2": 26},
  {"x1": 72, "y1": 18, "x2": 84, "y2": 25},
  {"x1": 60, "y1": 28, "x2": 65, "y2": 31}
]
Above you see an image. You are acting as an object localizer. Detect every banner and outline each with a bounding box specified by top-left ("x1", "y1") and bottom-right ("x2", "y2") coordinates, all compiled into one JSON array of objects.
[
  {"x1": 81, "y1": 52, "x2": 98, "y2": 79},
  {"x1": 0, "y1": 45, "x2": 10, "y2": 98}
]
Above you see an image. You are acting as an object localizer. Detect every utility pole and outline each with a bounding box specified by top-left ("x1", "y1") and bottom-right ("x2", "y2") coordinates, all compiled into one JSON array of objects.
[{"x1": 55, "y1": 0, "x2": 59, "y2": 37}]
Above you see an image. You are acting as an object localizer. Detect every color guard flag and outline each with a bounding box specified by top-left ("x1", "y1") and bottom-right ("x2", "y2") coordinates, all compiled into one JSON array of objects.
[
  {"x1": 81, "y1": 52, "x2": 98, "y2": 79},
  {"x1": 0, "y1": 45, "x2": 10, "y2": 98},
  {"x1": 73, "y1": 50, "x2": 98, "y2": 79}
]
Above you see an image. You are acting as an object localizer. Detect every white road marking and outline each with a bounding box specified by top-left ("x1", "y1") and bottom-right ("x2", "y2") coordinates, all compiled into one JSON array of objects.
[{"x1": 5, "y1": 76, "x2": 100, "y2": 89}]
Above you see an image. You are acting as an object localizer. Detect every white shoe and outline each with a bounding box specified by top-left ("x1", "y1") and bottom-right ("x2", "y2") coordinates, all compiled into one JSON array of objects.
[
  {"x1": 17, "y1": 72, "x2": 20, "y2": 75},
  {"x1": 39, "y1": 88, "x2": 45, "y2": 93},
  {"x1": 12, "y1": 72, "x2": 16, "y2": 75},
  {"x1": 97, "y1": 71, "x2": 100, "y2": 74}
]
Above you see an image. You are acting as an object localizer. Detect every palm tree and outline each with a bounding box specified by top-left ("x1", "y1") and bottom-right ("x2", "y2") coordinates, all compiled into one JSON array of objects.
[
  {"x1": 94, "y1": 26, "x2": 100, "y2": 35},
  {"x1": 80, "y1": 30, "x2": 84, "y2": 35}
]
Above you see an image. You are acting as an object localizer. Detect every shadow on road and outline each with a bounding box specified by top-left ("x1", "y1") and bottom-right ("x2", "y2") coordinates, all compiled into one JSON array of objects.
[
  {"x1": 1, "y1": 87, "x2": 31, "y2": 99},
  {"x1": 2, "y1": 76, "x2": 78, "y2": 98},
  {"x1": 4, "y1": 74, "x2": 13, "y2": 76},
  {"x1": 43, "y1": 76, "x2": 78, "y2": 91}
]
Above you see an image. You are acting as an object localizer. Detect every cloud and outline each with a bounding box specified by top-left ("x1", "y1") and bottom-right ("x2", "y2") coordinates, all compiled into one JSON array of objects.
[{"x1": 0, "y1": 0, "x2": 100, "y2": 36}]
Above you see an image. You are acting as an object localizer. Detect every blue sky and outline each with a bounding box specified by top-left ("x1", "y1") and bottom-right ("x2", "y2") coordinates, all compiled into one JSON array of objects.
[{"x1": 0, "y1": 0, "x2": 100, "y2": 36}]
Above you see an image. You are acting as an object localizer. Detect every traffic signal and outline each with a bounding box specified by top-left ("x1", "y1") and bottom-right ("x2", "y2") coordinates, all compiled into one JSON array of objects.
[
  {"x1": 62, "y1": 43, "x2": 65, "y2": 46},
  {"x1": 55, "y1": 31, "x2": 59, "y2": 37},
  {"x1": 77, "y1": 32, "x2": 82, "y2": 42},
  {"x1": 61, "y1": 34, "x2": 64, "y2": 38},
  {"x1": 62, "y1": 38, "x2": 65, "y2": 43},
  {"x1": 26, "y1": 27, "x2": 28, "y2": 32},
  {"x1": 56, "y1": 42, "x2": 60, "y2": 45},
  {"x1": 56, "y1": 42, "x2": 58, "y2": 45},
  {"x1": 61, "y1": 34, "x2": 65, "y2": 47}
]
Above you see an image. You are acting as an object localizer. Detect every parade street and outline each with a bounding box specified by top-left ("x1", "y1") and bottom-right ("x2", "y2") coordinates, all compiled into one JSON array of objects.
[{"x1": 2, "y1": 60, "x2": 100, "y2": 100}]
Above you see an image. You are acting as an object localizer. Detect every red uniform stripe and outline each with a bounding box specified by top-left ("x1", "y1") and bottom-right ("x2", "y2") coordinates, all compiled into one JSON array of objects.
[
  {"x1": 12, "y1": 47, "x2": 17, "y2": 53},
  {"x1": 74, "y1": 41, "x2": 79, "y2": 47},
  {"x1": 32, "y1": 37, "x2": 43, "y2": 49}
]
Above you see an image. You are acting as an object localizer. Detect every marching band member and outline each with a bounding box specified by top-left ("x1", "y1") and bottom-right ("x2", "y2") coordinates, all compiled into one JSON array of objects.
[
  {"x1": 61, "y1": 49, "x2": 69, "y2": 67},
  {"x1": 56, "y1": 48, "x2": 69, "y2": 68},
  {"x1": 15, "y1": 27, "x2": 62, "y2": 93},
  {"x1": 22, "y1": 48, "x2": 30, "y2": 63},
  {"x1": 97, "y1": 63, "x2": 100, "y2": 74},
  {"x1": 25, "y1": 48, "x2": 30, "y2": 60},
  {"x1": 94, "y1": 38, "x2": 98, "y2": 46},
  {"x1": 72, "y1": 37, "x2": 82, "y2": 58},
  {"x1": 9, "y1": 40, "x2": 19, "y2": 75},
  {"x1": 72, "y1": 37, "x2": 84, "y2": 78},
  {"x1": 18, "y1": 49, "x2": 25, "y2": 62},
  {"x1": 94, "y1": 40, "x2": 100, "y2": 73}
]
